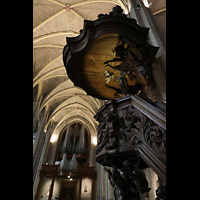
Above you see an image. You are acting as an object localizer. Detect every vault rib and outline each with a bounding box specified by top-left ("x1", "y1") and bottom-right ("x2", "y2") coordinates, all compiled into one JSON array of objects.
[
  {"x1": 33, "y1": 44, "x2": 64, "y2": 49},
  {"x1": 45, "y1": 102, "x2": 96, "y2": 131},
  {"x1": 39, "y1": 93, "x2": 89, "y2": 115},
  {"x1": 51, "y1": 109, "x2": 96, "y2": 133},
  {"x1": 33, "y1": 31, "x2": 79, "y2": 43},
  {"x1": 33, "y1": 54, "x2": 62, "y2": 82},
  {"x1": 33, "y1": 8, "x2": 65, "y2": 32},
  {"x1": 47, "y1": 0, "x2": 66, "y2": 7},
  {"x1": 70, "y1": 0, "x2": 120, "y2": 8},
  {"x1": 33, "y1": 74, "x2": 68, "y2": 88},
  {"x1": 70, "y1": 8, "x2": 85, "y2": 21},
  {"x1": 33, "y1": 66, "x2": 65, "y2": 87},
  {"x1": 33, "y1": 0, "x2": 127, "y2": 34},
  {"x1": 153, "y1": 7, "x2": 166, "y2": 15}
]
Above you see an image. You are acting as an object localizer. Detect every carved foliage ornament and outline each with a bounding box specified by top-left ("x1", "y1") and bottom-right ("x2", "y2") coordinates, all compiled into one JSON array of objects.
[
  {"x1": 94, "y1": 96, "x2": 166, "y2": 199},
  {"x1": 120, "y1": 105, "x2": 166, "y2": 163},
  {"x1": 95, "y1": 105, "x2": 166, "y2": 165}
]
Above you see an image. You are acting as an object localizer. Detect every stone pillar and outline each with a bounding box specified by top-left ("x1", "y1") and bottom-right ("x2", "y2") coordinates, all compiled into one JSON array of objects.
[
  {"x1": 96, "y1": 163, "x2": 100, "y2": 200},
  {"x1": 33, "y1": 110, "x2": 49, "y2": 199},
  {"x1": 33, "y1": 95, "x2": 43, "y2": 132},
  {"x1": 128, "y1": 0, "x2": 165, "y2": 55},
  {"x1": 101, "y1": 165, "x2": 106, "y2": 199},
  {"x1": 43, "y1": 121, "x2": 56, "y2": 164},
  {"x1": 33, "y1": 109, "x2": 46, "y2": 156},
  {"x1": 96, "y1": 163, "x2": 114, "y2": 200},
  {"x1": 127, "y1": 0, "x2": 166, "y2": 102},
  {"x1": 107, "y1": 168, "x2": 114, "y2": 200},
  {"x1": 104, "y1": 167, "x2": 108, "y2": 199},
  {"x1": 33, "y1": 110, "x2": 47, "y2": 181},
  {"x1": 151, "y1": 58, "x2": 166, "y2": 101}
]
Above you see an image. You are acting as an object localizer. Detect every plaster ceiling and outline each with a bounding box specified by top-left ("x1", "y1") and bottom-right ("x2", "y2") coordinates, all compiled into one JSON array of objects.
[{"x1": 33, "y1": 0, "x2": 166, "y2": 134}]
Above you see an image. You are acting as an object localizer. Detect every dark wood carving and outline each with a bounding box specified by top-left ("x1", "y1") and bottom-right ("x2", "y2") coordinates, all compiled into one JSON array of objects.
[
  {"x1": 94, "y1": 96, "x2": 166, "y2": 165},
  {"x1": 156, "y1": 178, "x2": 166, "y2": 200},
  {"x1": 62, "y1": 5, "x2": 166, "y2": 199},
  {"x1": 103, "y1": 156, "x2": 151, "y2": 200},
  {"x1": 94, "y1": 95, "x2": 166, "y2": 199},
  {"x1": 63, "y1": 5, "x2": 159, "y2": 101},
  {"x1": 119, "y1": 105, "x2": 166, "y2": 165}
]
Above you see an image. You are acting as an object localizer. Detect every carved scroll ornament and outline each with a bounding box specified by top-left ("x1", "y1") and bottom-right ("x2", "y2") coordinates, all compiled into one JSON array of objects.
[
  {"x1": 95, "y1": 104, "x2": 166, "y2": 165},
  {"x1": 119, "y1": 105, "x2": 166, "y2": 165},
  {"x1": 94, "y1": 96, "x2": 166, "y2": 199}
]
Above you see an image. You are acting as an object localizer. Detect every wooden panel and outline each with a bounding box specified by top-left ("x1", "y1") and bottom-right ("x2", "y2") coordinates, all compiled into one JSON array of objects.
[{"x1": 39, "y1": 164, "x2": 96, "y2": 179}]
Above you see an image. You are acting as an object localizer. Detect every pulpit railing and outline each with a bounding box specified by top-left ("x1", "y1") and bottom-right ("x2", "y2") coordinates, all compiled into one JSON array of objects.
[{"x1": 94, "y1": 95, "x2": 166, "y2": 200}]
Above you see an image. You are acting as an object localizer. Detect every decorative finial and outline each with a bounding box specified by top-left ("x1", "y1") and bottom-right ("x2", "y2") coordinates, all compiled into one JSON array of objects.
[{"x1": 98, "y1": 5, "x2": 126, "y2": 19}]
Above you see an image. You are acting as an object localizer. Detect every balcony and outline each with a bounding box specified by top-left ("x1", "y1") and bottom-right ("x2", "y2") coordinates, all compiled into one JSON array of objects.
[
  {"x1": 39, "y1": 163, "x2": 96, "y2": 179},
  {"x1": 39, "y1": 165, "x2": 58, "y2": 177}
]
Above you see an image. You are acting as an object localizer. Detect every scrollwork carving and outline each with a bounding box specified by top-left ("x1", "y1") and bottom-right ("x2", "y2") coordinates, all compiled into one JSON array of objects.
[
  {"x1": 145, "y1": 125, "x2": 166, "y2": 154},
  {"x1": 95, "y1": 103, "x2": 166, "y2": 164},
  {"x1": 94, "y1": 97, "x2": 166, "y2": 199},
  {"x1": 120, "y1": 105, "x2": 166, "y2": 164}
]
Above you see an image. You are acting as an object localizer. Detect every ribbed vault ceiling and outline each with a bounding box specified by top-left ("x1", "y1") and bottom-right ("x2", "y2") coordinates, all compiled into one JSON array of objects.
[
  {"x1": 33, "y1": 0, "x2": 166, "y2": 134},
  {"x1": 33, "y1": 0, "x2": 130, "y2": 134}
]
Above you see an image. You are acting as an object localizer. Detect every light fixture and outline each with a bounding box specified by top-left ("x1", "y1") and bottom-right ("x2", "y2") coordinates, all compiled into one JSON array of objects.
[
  {"x1": 70, "y1": 178, "x2": 72, "y2": 181},
  {"x1": 50, "y1": 135, "x2": 57, "y2": 143},
  {"x1": 68, "y1": 175, "x2": 70, "y2": 178},
  {"x1": 92, "y1": 136, "x2": 97, "y2": 145},
  {"x1": 142, "y1": 0, "x2": 152, "y2": 8}
]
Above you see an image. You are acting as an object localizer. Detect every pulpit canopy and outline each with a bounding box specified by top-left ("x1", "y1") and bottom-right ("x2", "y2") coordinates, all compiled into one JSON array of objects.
[{"x1": 63, "y1": 6, "x2": 159, "y2": 100}]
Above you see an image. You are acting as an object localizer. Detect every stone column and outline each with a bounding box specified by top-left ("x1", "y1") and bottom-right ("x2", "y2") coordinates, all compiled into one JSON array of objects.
[
  {"x1": 101, "y1": 165, "x2": 106, "y2": 199},
  {"x1": 33, "y1": 95, "x2": 43, "y2": 132},
  {"x1": 33, "y1": 110, "x2": 49, "y2": 199},
  {"x1": 127, "y1": 0, "x2": 166, "y2": 102},
  {"x1": 128, "y1": 0, "x2": 166, "y2": 55},
  {"x1": 33, "y1": 109, "x2": 46, "y2": 156},
  {"x1": 33, "y1": 110, "x2": 47, "y2": 181},
  {"x1": 96, "y1": 163, "x2": 100, "y2": 200},
  {"x1": 96, "y1": 164, "x2": 114, "y2": 200},
  {"x1": 104, "y1": 167, "x2": 108, "y2": 199}
]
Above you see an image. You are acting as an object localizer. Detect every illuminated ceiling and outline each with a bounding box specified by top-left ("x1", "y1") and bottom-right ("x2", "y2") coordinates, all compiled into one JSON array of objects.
[{"x1": 33, "y1": 0, "x2": 166, "y2": 133}]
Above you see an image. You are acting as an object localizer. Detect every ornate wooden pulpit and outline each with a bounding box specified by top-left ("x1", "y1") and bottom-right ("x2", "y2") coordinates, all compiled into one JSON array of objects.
[{"x1": 63, "y1": 6, "x2": 166, "y2": 200}]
